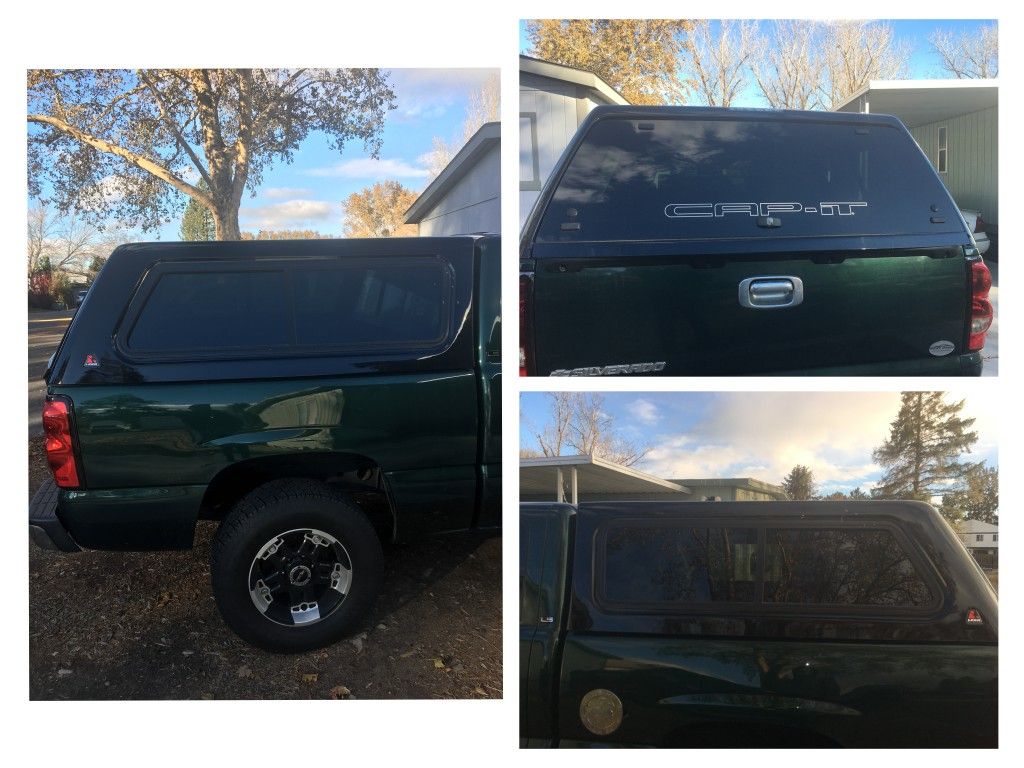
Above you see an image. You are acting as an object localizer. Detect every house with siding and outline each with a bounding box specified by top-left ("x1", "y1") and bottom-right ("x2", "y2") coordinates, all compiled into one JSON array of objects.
[
  {"x1": 834, "y1": 79, "x2": 998, "y2": 250},
  {"x1": 957, "y1": 519, "x2": 998, "y2": 567},
  {"x1": 519, "y1": 55, "x2": 628, "y2": 227},
  {"x1": 404, "y1": 121, "x2": 500, "y2": 236}
]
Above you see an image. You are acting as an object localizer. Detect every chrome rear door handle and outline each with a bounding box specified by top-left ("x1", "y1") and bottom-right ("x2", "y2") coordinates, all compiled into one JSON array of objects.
[{"x1": 739, "y1": 276, "x2": 804, "y2": 309}]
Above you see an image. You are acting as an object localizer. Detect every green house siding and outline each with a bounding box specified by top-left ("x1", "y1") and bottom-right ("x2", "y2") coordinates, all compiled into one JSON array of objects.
[{"x1": 911, "y1": 106, "x2": 998, "y2": 225}]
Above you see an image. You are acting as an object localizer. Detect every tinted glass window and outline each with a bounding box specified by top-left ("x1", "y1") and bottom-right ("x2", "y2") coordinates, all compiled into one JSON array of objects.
[
  {"x1": 536, "y1": 116, "x2": 956, "y2": 242},
  {"x1": 765, "y1": 528, "x2": 933, "y2": 607},
  {"x1": 292, "y1": 262, "x2": 446, "y2": 348},
  {"x1": 129, "y1": 270, "x2": 289, "y2": 351},
  {"x1": 604, "y1": 525, "x2": 758, "y2": 604}
]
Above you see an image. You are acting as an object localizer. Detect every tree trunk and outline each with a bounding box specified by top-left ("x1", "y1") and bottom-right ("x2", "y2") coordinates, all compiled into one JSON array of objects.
[{"x1": 212, "y1": 206, "x2": 242, "y2": 240}]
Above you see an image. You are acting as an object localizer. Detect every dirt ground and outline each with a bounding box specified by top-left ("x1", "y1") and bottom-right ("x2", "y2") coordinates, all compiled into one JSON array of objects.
[{"x1": 29, "y1": 440, "x2": 502, "y2": 700}]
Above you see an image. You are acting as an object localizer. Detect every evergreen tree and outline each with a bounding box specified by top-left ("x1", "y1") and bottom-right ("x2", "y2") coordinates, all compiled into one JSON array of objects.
[
  {"x1": 940, "y1": 465, "x2": 998, "y2": 524},
  {"x1": 782, "y1": 465, "x2": 817, "y2": 500},
  {"x1": 872, "y1": 392, "x2": 979, "y2": 501},
  {"x1": 180, "y1": 179, "x2": 215, "y2": 241}
]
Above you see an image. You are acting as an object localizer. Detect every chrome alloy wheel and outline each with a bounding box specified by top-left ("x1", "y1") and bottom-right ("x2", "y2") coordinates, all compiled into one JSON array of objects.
[{"x1": 248, "y1": 528, "x2": 353, "y2": 627}]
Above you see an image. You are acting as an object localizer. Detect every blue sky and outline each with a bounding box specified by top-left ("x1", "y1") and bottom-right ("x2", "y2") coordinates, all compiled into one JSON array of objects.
[
  {"x1": 32, "y1": 68, "x2": 496, "y2": 240},
  {"x1": 520, "y1": 391, "x2": 998, "y2": 496},
  {"x1": 519, "y1": 19, "x2": 997, "y2": 106}
]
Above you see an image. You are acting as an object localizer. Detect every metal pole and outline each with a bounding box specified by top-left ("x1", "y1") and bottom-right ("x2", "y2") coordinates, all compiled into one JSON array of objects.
[
  {"x1": 571, "y1": 465, "x2": 578, "y2": 505},
  {"x1": 556, "y1": 467, "x2": 564, "y2": 503}
]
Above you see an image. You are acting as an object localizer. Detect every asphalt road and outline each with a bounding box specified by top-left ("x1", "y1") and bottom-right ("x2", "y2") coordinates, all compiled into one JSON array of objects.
[{"x1": 28, "y1": 309, "x2": 74, "y2": 435}]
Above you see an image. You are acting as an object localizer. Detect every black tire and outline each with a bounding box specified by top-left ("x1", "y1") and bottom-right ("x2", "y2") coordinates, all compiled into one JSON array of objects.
[{"x1": 211, "y1": 479, "x2": 383, "y2": 653}]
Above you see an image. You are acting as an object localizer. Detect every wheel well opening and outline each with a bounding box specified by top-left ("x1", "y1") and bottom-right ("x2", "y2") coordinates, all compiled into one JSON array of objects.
[{"x1": 199, "y1": 453, "x2": 396, "y2": 541}]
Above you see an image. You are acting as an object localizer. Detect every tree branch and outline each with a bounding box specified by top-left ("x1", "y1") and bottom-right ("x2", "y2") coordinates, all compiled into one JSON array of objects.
[
  {"x1": 26, "y1": 113, "x2": 212, "y2": 207},
  {"x1": 137, "y1": 70, "x2": 212, "y2": 188}
]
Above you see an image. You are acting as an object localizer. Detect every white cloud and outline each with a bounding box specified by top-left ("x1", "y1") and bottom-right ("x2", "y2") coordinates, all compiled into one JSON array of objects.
[
  {"x1": 306, "y1": 158, "x2": 429, "y2": 179},
  {"x1": 625, "y1": 398, "x2": 660, "y2": 426},
  {"x1": 240, "y1": 199, "x2": 334, "y2": 230},
  {"x1": 261, "y1": 186, "x2": 314, "y2": 200},
  {"x1": 642, "y1": 392, "x2": 900, "y2": 488}
]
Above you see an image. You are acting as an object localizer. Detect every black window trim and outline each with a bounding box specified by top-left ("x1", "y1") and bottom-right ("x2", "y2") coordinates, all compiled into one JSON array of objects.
[
  {"x1": 592, "y1": 517, "x2": 943, "y2": 619},
  {"x1": 115, "y1": 255, "x2": 458, "y2": 363}
]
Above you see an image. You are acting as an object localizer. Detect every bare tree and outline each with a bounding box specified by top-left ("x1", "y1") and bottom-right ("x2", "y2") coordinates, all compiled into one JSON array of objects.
[
  {"x1": 27, "y1": 205, "x2": 56, "y2": 276},
  {"x1": 684, "y1": 20, "x2": 763, "y2": 107},
  {"x1": 426, "y1": 72, "x2": 500, "y2": 181},
  {"x1": 27, "y1": 204, "x2": 124, "y2": 280},
  {"x1": 751, "y1": 20, "x2": 824, "y2": 109},
  {"x1": 528, "y1": 393, "x2": 649, "y2": 467},
  {"x1": 930, "y1": 24, "x2": 998, "y2": 79},
  {"x1": 820, "y1": 21, "x2": 910, "y2": 110}
]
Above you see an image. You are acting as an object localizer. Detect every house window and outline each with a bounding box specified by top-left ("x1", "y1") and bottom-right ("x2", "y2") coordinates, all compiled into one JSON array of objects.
[
  {"x1": 993, "y1": 534, "x2": 998, "y2": 542},
  {"x1": 937, "y1": 126, "x2": 948, "y2": 173},
  {"x1": 976, "y1": 534, "x2": 984, "y2": 542},
  {"x1": 520, "y1": 113, "x2": 541, "y2": 191}
]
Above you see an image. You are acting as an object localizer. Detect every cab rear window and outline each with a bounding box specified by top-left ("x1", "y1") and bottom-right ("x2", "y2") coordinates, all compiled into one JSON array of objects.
[{"x1": 536, "y1": 115, "x2": 957, "y2": 242}]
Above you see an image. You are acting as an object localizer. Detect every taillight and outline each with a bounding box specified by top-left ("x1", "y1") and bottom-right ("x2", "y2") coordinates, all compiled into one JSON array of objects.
[
  {"x1": 519, "y1": 271, "x2": 534, "y2": 376},
  {"x1": 968, "y1": 260, "x2": 993, "y2": 351},
  {"x1": 42, "y1": 397, "x2": 80, "y2": 488}
]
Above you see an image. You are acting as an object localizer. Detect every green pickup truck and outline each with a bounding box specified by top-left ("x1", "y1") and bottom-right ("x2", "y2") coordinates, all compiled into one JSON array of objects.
[
  {"x1": 521, "y1": 501, "x2": 997, "y2": 747},
  {"x1": 31, "y1": 236, "x2": 501, "y2": 652},
  {"x1": 519, "y1": 107, "x2": 994, "y2": 376}
]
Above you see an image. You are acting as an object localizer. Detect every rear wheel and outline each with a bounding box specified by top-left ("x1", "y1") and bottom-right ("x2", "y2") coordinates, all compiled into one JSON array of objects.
[{"x1": 211, "y1": 479, "x2": 382, "y2": 652}]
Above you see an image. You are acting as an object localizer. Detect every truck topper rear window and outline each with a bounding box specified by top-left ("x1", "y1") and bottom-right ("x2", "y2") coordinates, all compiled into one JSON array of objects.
[{"x1": 536, "y1": 116, "x2": 957, "y2": 242}]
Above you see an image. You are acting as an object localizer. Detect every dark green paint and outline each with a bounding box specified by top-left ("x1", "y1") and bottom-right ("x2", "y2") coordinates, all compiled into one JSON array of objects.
[
  {"x1": 533, "y1": 250, "x2": 971, "y2": 376},
  {"x1": 47, "y1": 236, "x2": 502, "y2": 551},
  {"x1": 557, "y1": 636, "x2": 996, "y2": 748}
]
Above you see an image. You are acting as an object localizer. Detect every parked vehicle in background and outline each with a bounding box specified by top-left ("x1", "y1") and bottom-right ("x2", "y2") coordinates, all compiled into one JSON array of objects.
[
  {"x1": 960, "y1": 209, "x2": 990, "y2": 256},
  {"x1": 30, "y1": 236, "x2": 502, "y2": 652},
  {"x1": 73, "y1": 289, "x2": 88, "y2": 308},
  {"x1": 520, "y1": 107, "x2": 994, "y2": 376},
  {"x1": 521, "y1": 500, "x2": 998, "y2": 748}
]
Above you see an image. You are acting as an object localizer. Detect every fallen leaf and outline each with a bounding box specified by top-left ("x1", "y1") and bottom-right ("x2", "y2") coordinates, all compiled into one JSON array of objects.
[
  {"x1": 200, "y1": 693, "x2": 214, "y2": 700},
  {"x1": 57, "y1": 669, "x2": 72, "y2": 677},
  {"x1": 237, "y1": 665, "x2": 253, "y2": 679},
  {"x1": 400, "y1": 649, "x2": 417, "y2": 659},
  {"x1": 474, "y1": 686, "x2": 487, "y2": 696},
  {"x1": 432, "y1": 659, "x2": 446, "y2": 670},
  {"x1": 302, "y1": 673, "x2": 318, "y2": 684},
  {"x1": 329, "y1": 685, "x2": 351, "y2": 699}
]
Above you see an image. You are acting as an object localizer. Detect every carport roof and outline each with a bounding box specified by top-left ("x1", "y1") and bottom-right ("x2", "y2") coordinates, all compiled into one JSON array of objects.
[
  {"x1": 520, "y1": 455, "x2": 691, "y2": 496},
  {"x1": 833, "y1": 79, "x2": 998, "y2": 128}
]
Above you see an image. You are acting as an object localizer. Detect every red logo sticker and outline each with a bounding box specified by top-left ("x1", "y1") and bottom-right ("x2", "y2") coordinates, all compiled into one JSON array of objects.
[{"x1": 84, "y1": 354, "x2": 98, "y2": 367}]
